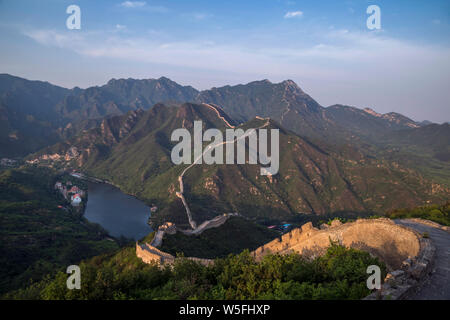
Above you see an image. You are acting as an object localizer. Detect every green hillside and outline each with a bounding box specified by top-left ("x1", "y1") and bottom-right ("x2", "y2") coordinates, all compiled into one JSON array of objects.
[
  {"x1": 0, "y1": 166, "x2": 119, "y2": 294},
  {"x1": 5, "y1": 242, "x2": 386, "y2": 300},
  {"x1": 28, "y1": 103, "x2": 449, "y2": 229}
]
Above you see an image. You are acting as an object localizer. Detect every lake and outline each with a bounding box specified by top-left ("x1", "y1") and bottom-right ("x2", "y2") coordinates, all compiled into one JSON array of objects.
[{"x1": 84, "y1": 182, "x2": 152, "y2": 240}]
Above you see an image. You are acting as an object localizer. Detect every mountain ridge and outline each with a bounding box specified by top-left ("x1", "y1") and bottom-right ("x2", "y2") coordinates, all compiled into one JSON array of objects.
[
  {"x1": 28, "y1": 103, "x2": 449, "y2": 229},
  {"x1": 0, "y1": 73, "x2": 444, "y2": 167}
]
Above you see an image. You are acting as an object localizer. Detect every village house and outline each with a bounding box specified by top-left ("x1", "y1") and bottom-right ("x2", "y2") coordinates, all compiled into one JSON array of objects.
[
  {"x1": 68, "y1": 186, "x2": 80, "y2": 194},
  {"x1": 1, "y1": 158, "x2": 17, "y2": 166},
  {"x1": 54, "y1": 180, "x2": 85, "y2": 203},
  {"x1": 71, "y1": 194, "x2": 82, "y2": 206},
  {"x1": 68, "y1": 185, "x2": 85, "y2": 197}
]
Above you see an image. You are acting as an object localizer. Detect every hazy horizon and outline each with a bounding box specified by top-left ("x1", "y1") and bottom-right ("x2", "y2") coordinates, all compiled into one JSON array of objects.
[{"x1": 0, "y1": 0, "x2": 449, "y2": 122}]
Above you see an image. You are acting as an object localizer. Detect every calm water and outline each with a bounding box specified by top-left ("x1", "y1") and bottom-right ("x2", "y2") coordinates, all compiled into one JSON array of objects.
[{"x1": 84, "y1": 182, "x2": 152, "y2": 240}]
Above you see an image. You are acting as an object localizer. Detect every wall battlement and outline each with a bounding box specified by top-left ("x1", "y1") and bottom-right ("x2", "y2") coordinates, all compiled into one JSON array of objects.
[
  {"x1": 251, "y1": 218, "x2": 421, "y2": 270},
  {"x1": 137, "y1": 218, "x2": 423, "y2": 272},
  {"x1": 136, "y1": 242, "x2": 213, "y2": 266}
]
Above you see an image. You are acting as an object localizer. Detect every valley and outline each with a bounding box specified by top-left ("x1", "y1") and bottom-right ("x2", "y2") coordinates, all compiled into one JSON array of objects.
[
  {"x1": 2, "y1": 0, "x2": 450, "y2": 307},
  {"x1": 0, "y1": 166, "x2": 121, "y2": 295},
  {"x1": 26, "y1": 102, "x2": 448, "y2": 229},
  {"x1": 0, "y1": 74, "x2": 448, "y2": 301}
]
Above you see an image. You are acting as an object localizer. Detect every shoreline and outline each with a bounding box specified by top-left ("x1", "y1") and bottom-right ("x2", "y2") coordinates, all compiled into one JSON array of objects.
[{"x1": 71, "y1": 171, "x2": 154, "y2": 239}]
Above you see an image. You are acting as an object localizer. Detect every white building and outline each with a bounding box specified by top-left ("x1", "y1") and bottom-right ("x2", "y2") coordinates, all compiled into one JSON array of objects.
[{"x1": 71, "y1": 194, "x2": 82, "y2": 206}]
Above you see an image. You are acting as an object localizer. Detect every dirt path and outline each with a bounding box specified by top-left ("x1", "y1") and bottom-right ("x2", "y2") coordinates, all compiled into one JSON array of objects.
[{"x1": 395, "y1": 219, "x2": 450, "y2": 300}]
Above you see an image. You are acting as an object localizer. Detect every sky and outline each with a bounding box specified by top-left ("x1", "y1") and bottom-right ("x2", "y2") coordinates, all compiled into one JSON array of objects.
[{"x1": 0, "y1": 0, "x2": 449, "y2": 122}]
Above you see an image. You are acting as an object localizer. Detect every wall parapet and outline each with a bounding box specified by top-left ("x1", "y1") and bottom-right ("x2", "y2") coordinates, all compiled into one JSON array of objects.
[
  {"x1": 364, "y1": 236, "x2": 435, "y2": 300},
  {"x1": 136, "y1": 218, "x2": 435, "y2": 300},
  {"x1": 251, "y1": 218, "x2": 422, "y2": 271},
  {"x1": 136, "y1": 242, "x2": 213, "y2": 266}
]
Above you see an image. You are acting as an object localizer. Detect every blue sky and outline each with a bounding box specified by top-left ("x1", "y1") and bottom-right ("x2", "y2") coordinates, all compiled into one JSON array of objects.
[{"x1": 0, "y1": 0, "x2": 449, "y2": 122}]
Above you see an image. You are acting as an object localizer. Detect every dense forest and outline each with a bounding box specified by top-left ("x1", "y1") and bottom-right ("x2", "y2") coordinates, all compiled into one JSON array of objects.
[
  {"x1": 0, "y1": 166, "x2": 120, "y2": 294},
  {"x1": 5, "y1": 242, "x2": 386, "y2": 300},
  {"x1": 0, "y1": 165, "x2": 445, "y2": 300}
]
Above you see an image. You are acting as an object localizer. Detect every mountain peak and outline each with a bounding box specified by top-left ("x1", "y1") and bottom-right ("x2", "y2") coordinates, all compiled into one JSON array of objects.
[
  {"x1": 363, "y1": 107, "x2": 382, "y2": 117},
  {"x1": 282, "y1": 79, "x2": 297, "y2": 86},
  {"x1": 245, "y1": 79, "x2": 273, "y2": 86},
  {"x1": 280, "y1": 79, "x2": 305, "y2": 96},
  {"x1": 157, "y1": 76, "x2": 174, "y2": 83}
]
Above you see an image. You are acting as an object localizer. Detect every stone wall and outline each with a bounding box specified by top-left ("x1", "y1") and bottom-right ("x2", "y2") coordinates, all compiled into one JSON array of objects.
[
  {"x1": 136, "y1": 217, "x2": 434, "y2": 299},
  {"x1": 136, "y1": 242, "x2": 175, "y2": 265},
  {"x1": 139, "y1": 218, "x2": 423, "y2": 271},
  {"x1": 136, "y1": 242, "x2": 213, "y2": 266},
  {"x1": 364, "y1": 236, "x2": 435, "y2": 300},
  {"x1": 252, "y1": 218, "x2": 421, "y2": 270}
]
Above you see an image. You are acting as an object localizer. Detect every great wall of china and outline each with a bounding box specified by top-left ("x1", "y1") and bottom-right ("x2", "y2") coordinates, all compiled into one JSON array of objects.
[
  {"x1": 137, "y1": 218, "x2": 423, "y2": 269},
  {"x1": 136, "y1": 217, "x2": 444, "y2": 299},
  {"x1": 137, "y1": 103, "x2": 274, "y2": 266},
  {"x1": 252, "y1": 219, "x2": 421, "y2": 269},
  {"x1": 135, "y1": 103, "x2": 447, "y2": 299},
  {"x1": 175, "y1": 103, "x2": 270, "y2": 230}
]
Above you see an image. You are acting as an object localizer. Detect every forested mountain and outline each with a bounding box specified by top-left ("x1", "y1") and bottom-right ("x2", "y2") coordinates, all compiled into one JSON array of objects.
[
  {"x1": 1, "y1": 74, "x2": 436, "y2": 158},
  {"x1": 0, "y1": 74, "x2": 198, "y2": 157},
  {"x1": 29, "y1": 103, "x2": 449, "y2": 228}
]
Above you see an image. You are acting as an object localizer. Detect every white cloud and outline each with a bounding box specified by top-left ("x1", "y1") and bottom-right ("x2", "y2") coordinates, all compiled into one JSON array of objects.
[
  {"x1": 284, "y1": 11, "x2": 303, "y2": 19},
  {"x1": 22, "y1": 28, "x2": 450, "y2": 122},
  {"x1": 182, "y1": 12, "x2": 213, "y2": 21},
  {"x1": 119, "y1": 1, "x2": 167, "y2": 12},
  {"x1": 23, "y1": 28, "x2": 449, "y2": 77},
  {"x1": 120, "y1": 1, "x2": 146, "y2": 8},
  {"x1": 432, "y1": 19, "x2": 441, "y2": 25},
  {"x1": 192, "y1": 13, "x2": 210, "y2": 20}
]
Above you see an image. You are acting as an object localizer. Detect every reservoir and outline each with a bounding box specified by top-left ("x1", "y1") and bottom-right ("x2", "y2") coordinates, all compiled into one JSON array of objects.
[{"x1": 84, "y1": 182, "x2": 152, "y2": 240}]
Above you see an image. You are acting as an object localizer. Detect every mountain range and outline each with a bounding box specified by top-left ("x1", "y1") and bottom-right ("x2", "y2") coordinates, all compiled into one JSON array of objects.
[
  {"x1": 29, "y1": 102, "x2": 449, "y2": 228},
  {"x1": 0, "y1": 73, "x2": 437, "y2": 157},
  {"x1": 1, "y1": 73, "x2": 449, "y2": 227}
]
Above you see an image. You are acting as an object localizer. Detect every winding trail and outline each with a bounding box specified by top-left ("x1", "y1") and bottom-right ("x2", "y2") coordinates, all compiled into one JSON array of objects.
[
  {"x1": 176, "y1": 103, "x2": 270, "y2": 230},
  {"x1": 395, "y1": 219, "x2": 450, "y2": 300}
]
